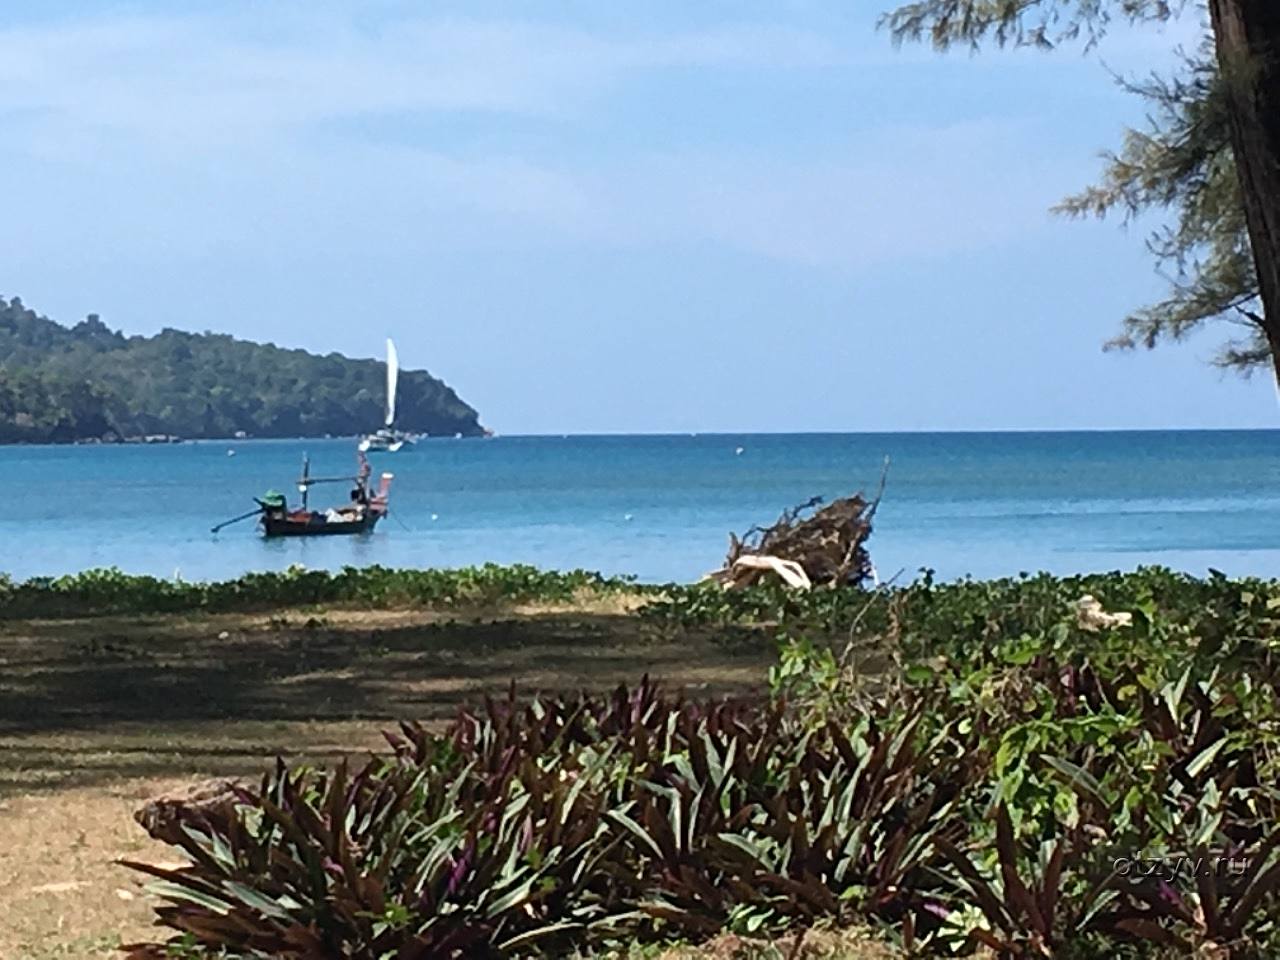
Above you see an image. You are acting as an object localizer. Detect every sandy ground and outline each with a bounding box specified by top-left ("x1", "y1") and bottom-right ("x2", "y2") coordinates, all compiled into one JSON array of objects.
[{"x1": 0, "y1": 603, "x2": 771, "y2": 958}]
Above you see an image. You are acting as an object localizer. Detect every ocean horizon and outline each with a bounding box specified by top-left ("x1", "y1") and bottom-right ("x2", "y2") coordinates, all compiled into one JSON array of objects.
[
  {"x1": 5, "y1": 429, "x2": 1280, "y2": 584},
  {"x1": 33, "y1": 426, "x2": 1280, "y2": 440}
]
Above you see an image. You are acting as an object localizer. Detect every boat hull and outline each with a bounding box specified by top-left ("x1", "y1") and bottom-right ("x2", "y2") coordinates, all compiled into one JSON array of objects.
[
  {"x1": 359, "y1": 434, "x2": 411, "y2": 453},
  {"x1": 261, "y1": 511, "x2": 382, "y2": 537}
]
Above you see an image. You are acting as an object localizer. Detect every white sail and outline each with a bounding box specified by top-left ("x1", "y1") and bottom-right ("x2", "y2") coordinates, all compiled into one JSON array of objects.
[{"x1": 385, "y1": 338, "x2": 399, "y2": 427}]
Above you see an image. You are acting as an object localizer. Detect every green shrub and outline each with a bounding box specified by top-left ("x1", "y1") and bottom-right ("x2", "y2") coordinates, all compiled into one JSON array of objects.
[
  {"x1": 123, "y1": 681, "x2": 966, "y2": 958},
  {"x1": 0, "y1": 563, "x2": 640, "y2": 619},
  {"x1": 765, "y1": 570, "x2": 1280, "y2": 957},
  {"x1": 118, "y1": 567, "x2": 1280, "y2": 956}
]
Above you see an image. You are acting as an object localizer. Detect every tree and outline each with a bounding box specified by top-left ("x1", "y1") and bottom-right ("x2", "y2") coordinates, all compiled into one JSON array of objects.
[
  {"x1": 1055, "y1": 44, "x2": 1266, "y2": 371},
  {"x1": 882, "y1": 0, "x2": 1280, "y2": 389}
]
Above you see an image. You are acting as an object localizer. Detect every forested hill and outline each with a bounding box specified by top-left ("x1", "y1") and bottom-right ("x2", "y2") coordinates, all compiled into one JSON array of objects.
[{"x1": 0, "y1": 296, "x2": 483, "y2": 443}]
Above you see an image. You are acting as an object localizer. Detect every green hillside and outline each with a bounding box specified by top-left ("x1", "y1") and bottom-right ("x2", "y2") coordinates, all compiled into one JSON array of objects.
[{"x1": 0, "y1": 296, "x2": 482, "y2": 443}]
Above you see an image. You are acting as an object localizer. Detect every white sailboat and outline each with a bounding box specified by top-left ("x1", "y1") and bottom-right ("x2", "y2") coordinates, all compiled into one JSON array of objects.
[{"x1": 358, "y1": 339, "x2": 412, "y2": 453}]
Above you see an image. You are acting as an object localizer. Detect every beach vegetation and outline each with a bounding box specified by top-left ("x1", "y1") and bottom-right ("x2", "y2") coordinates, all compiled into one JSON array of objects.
[
  {"x1": 0, "y1": 563, "x2": 638, "y2": 619},
  {"x1": 114, "y1": 564, "x2": 1280, "y2": 957}
]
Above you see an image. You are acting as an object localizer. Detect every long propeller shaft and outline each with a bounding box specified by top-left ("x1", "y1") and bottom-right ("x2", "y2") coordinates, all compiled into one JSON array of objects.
[{"x1": 210, "y1": 507, "x2": 262, "y2": 534}]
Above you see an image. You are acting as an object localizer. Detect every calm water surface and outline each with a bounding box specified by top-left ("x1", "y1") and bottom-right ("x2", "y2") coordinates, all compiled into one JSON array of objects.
[{"x1": 4, "y1": 431, "x2": 1280, "y2": 583}]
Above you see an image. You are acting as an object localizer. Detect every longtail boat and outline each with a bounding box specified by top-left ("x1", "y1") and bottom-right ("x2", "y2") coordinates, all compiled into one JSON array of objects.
[{"x1": 211, "y1": 452, "x2": 393, "y2": 537}]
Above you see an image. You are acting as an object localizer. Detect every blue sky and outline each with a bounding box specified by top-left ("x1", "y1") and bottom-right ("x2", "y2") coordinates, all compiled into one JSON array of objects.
[{"x1": 2, "y1": 1, "x2": 1275, "y2": 433}]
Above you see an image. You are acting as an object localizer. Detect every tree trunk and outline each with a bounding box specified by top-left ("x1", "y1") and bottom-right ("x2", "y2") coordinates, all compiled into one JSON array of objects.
[{"x1": 1207, "y1": 0, "x2": 1280, "y2": 387}]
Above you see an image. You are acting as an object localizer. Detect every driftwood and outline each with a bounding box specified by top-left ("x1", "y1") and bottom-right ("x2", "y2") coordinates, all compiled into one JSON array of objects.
[
  {"x1": 1076, "y1": 595, "x2": 1134, "y2": 632},
  {"x1": 713, "y1": 554, "x2": 813, "y2": 590},
  {"x1": 705, "y1": 460, "x2": 887, "y2": 590}
]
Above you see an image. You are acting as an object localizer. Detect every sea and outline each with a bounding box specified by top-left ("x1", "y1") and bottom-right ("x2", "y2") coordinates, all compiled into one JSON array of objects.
[{"x1": 4, "y1": 431, "x2": 1280, "y2": 585}]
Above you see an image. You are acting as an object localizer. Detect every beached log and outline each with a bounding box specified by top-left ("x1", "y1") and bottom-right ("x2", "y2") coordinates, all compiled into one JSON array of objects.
[
  {"x1": 705, "y1": 462, "x2": 886, "y2": 590},
  {"x1": 705, "y1": 554, "x2": 813, "y2": 590}
]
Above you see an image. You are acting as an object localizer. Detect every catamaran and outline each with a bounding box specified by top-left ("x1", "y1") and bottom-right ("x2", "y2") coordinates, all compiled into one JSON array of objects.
[{"x1": 359, "y1": 338, "x2": 412, "y2": 452}]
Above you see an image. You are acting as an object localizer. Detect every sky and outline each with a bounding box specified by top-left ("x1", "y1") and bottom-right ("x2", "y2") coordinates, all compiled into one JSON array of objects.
[{"x1": 2, "y1": 1, "x2": 1276, "y2": 434}]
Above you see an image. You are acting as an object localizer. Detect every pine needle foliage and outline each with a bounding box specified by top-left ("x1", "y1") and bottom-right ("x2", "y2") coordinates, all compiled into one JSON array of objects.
[{"x1": 881, "y1": 0, "x2": 1275, "y2": 376}]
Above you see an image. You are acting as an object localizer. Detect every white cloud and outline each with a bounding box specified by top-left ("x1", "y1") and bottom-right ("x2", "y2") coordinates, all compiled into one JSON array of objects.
[
  {"x1": 0, "y1": 6, "x2": 1119, "y2": 273},
  {"x1": 0, "y1": 11, "x2": 849, "y2": 151},
  {"x1": 598, "y1": 122, "x2": 1056, "y2": 266},
  {"x1": 11, "y1": 122, "x2": 1053, "y2": 271}
]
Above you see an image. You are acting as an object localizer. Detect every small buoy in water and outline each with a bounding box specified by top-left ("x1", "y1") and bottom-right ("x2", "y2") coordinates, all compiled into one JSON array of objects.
[
  {"x1": 226, "y1": 449, "x2": 236, "y2": 457},
  {"x1": 431, "y1": 513, "x2": 439, "y2": 521},
  {"x1": 735, "y1": 446, "x2": 745, "y2": 455},
  {"x1": 624, "y1": 513, "x2": 633, "y2": 521},
  {"x1": 217, "y1": 631, "x2": 230, "y2": 640}
]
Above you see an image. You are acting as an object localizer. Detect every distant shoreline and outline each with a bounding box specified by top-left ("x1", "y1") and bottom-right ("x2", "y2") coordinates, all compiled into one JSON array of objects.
[
  {"x1": 0, "y1": 431, "x2": 487, "y2": 447},
  {"x1": 3, "y1": 426, "x2": 1280, "y2": 446},
  {"x1": 0, "y1": 296, "x2": 484, "y2": 446}
]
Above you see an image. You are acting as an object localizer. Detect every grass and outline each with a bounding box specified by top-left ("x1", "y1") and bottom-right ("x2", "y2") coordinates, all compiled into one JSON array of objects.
[
  {"x1": 0, "y1": 597, "x2": 775, "y2": 958},
  {"x1": 598, "y1": 929, "x2": 900, "y2": 958}
]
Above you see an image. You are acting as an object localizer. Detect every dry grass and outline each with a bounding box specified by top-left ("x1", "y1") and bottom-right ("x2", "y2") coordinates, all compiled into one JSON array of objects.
[
  {"x1": 0, "y1": 601, "x2": 772, "y2": 958},
  {"x1": 1, "y1": 778, "x2": 182, "y2": 958},
  {"x1": 603, "y1": 929, "x2": 900, "y2": 959}
]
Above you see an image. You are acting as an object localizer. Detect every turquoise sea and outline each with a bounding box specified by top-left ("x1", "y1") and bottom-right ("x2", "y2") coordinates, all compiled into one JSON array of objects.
[{"x1": 4, "y1": 431, "x2": 1280, "y2": 584}]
